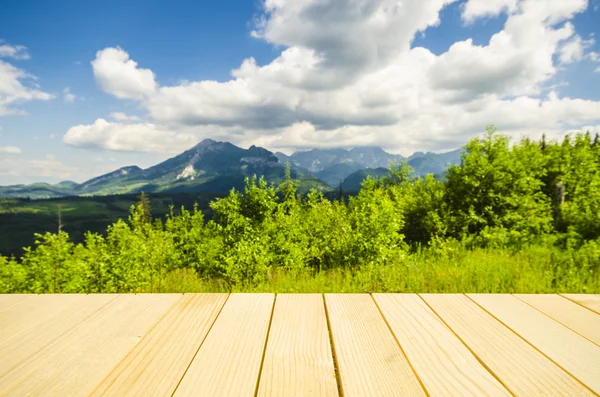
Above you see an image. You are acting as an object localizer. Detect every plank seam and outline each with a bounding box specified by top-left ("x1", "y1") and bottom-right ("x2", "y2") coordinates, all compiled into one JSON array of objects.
[
  {"x1": 371, "y1": 293, "x2": 431, "y2": 397},
  {"x1": 560, "y1": 294, "x2": 600, "y2": 316},
  {"x1": 465, "y1": 294, "x2": 600, "y2": 397},
  {"x1": 170, "y1": 293, "x2": 232, "y2": 397},
  {"x1": 88, "y1": 293, "x2": 192, "y2": 395},
  {"x1": 417, "y1": 294, "x2": 517, "y2": 397},
  {"x1": 323, "y1": 293, "x2": 344, "y2": 397},
  {"x1": 253, "y1": 293, "x2": 277, "y2": 397},
  {"x1": 513, "y1": 294, "x2": 600, "y2": 349}
]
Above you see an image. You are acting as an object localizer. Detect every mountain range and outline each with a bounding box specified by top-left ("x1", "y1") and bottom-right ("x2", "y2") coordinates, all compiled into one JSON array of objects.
[{"x1": 0, "y1": 140, "x2": 462, "y2": 199}]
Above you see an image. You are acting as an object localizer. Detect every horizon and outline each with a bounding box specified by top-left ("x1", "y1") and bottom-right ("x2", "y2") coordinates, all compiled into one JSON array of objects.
[
  {"x1": 1, "y1": 0, "x2": 600, "y2": 185},
  {"x1": 0, "y1": 140, "x2": 464, "y2": 186}
]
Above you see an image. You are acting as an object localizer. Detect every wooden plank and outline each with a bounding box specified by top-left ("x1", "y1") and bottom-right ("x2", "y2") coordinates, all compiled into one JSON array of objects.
[
  {"x1": 422, "y1": 294, "x2": 594, "y2": 396},
  {"x1": 468, "y1": 294, "x2": 600, "y2": 394},
  {"x1": 91, "y1": 293, "x2": 228, "y2": 396},
  {"x1": 515, "y1": 294, "x2": 600, "y2": 346},
  {"x1": 173, "y1": 293, "x2": 274, "y2": 397},
  {"x1": 257, "y1": 294, "x2": 338, "y2": 397},
  {"x1": 0, "y1": 293, "x2": 181, "y2": 397},
  {"x1": 562, "y1": 294, "x2": 600, "y2": 315},
  {"x1": 0, "y1": 294, "x2": 119, "y2": 377},
  {"x1": 325, "y1": 294, "x2": 426, "y2": 397},
  {"x1": 374, "y1": 294, "x2": 510, "y2": 396},
  {"x1": 0, "y1": 294, "x2": 33, "y2": 312},
  {"x1": 0, "y1": 294, "x2": 106, "y2": 337}
]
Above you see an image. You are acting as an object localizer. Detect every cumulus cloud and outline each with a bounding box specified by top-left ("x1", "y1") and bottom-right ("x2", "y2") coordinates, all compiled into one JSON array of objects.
[
  {"x1": 0, "y1": 40, "x2": 30, "y2": 60},
  {"x1": 67, "y1": 0, "x2": 600, "y2": 155},
  {"x1": 0, "y1": 60, "x2": 53, "y2": 116},
  {"x1": 559, "y1": 35, "x2": 595, "y2": 64},
  {"x1": 91, "y1": 47, "x2": 157, "y2": 100},
  {"x1": 109, "y1": 112, "x2": 140, "y2": 122},
  {"x1": 0, "y1": 146, "x2": 21, "y2": 154},
  {"x1": 63, "y1": 118, "x2": 199, "y2": 153},
  {"x1": 250, "y1": 0, "x2": 457, "y2": 87},
  {"x1": 461, "y1": 0, "x2": 519, "y2": 23}
]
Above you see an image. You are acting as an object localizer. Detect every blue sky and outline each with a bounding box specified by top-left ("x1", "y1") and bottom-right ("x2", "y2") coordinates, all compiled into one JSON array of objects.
[{"x1": 1, "y1": 0, "x2": 599, "y2": 185}]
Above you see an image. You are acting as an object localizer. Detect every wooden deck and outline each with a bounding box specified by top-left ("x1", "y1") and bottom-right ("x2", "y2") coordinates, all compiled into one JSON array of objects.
[{"x1": 1, "y1": 294, "x2": 599, "y2": 396}]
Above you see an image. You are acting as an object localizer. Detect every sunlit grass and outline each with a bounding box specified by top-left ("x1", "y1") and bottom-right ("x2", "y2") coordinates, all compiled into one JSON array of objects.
[{"x1": 139, "y1": 245, "x2": 599, "y2": 294}]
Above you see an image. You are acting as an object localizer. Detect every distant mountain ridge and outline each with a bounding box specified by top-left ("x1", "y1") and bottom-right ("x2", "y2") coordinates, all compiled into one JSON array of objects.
[
  {"x1": 0, "y1": 140, "x2": 330, "y2": 199},
  {"x1": 276, "y1": 147, "x2": 463, "y2": 188},
  {"x1": 0, "y1": 140, "x2": 463, "y2": 199},
  {"x1": 276, "y1": 146, "x2": 403, "y2": 173}
]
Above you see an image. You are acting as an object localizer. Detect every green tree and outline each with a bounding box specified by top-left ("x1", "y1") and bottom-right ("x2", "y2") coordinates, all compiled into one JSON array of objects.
[{"x1": 445, "y1": 125, "x2": 552, "y2": 246}]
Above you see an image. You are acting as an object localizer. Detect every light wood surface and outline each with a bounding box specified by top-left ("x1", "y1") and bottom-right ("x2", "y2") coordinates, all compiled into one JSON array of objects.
[
  {"x1": 257, "y1": 294, "x2": 338, "y2": 397},
  {"x1": 91, "y1": 293, "x2": 228, "y2": 397},
  {"x1": 1, "y1": 293, "x2": 599, "y2": 396},
  {"x1": 0, "y1": 294, "x2": 118, "y2": 378},
  {"x1": 515, "y1": 294, "x2": 600, "y2": 346},
  {"x1": 0, "y1": 294, "x2": 180, "y2": 397},
  {"x1": 562, "y1": 293, "x2": 600, "y2": 315},
  {"x1": 374, "y1": 294, "x2": 510, "y2": 396},
  {"x1": 469, "y1": 293, "x2": 600, "y2": 395},
  {"x1": 422, "y1": 293, "x2": 594, "y2": 396},
  {"x1": 173, "y1": 293, "x2": 275, "y2": 397},
  {"x1": 0, "y1": 293, "x2": 33, "y2": 312},
  {"x1": 325, "y1": 294, "x2": 426, "y2": 397}
]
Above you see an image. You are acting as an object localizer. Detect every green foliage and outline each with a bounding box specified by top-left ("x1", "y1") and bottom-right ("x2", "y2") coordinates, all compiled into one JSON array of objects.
[
  {"x1": 0, "y1": 255, "x2": 27, "y2": 293},
  {"x1": 445, "y1": 125, "x2": 552, "y2": 246},
  {"x1": 1, "y1": 126, "x2": 599, "y2": 294}
]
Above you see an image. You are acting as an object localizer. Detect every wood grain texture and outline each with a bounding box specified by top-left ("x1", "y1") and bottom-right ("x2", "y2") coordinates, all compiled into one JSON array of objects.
[
  {"x1": 0, "y1": 293, "x2": 180, "y2": 397},
  {"x1": 0, "y1": 294, "x2": 118, "y2": 377},
  {"x1": 468, "y1": 293, "x2": 600, "y2": 395},
  {"x1": 325, "y1": 294, "x2": 426, "y2": 397},
  {"x1": 91, "y1": 293, "x2": 228, "y2": 397},
  {"x1": 515, "y1": 294, "x2": 600, "y2": 346},
  {"x1": 374, "y1": 294, "x2": 510, "y2": 396},
  {"x1": 257, "y1": 294, "x2": 338, "y2": 397},
  {"x1": 422, "y1": 294, "x2": 594, "y2": 396},
  {"x1": 561, "y1": 294, "x2": 600, "y2": 315},
  {"x1": 173, "y1": 293, "x2": 275, "y2": 397},
  {"x1": 0, "y1": 294, "x2": 33, "y2": 312}
]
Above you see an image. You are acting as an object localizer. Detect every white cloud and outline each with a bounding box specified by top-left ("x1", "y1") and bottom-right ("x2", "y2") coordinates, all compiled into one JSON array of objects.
[
  {"x1": 91, "y1": 47, "x2": 157, "y2": 100},
  {"x1": 571, "y1": 124, "x2": 600, "y2": 135},
  {"x1": 0, "y1": 40, "x2": 30, "y2": 60},
  {"x1": 63, "y1": 118, "x2": 199, "y2": 153},
  {"x1": 587, "y1": 51, "x2": 600, "y2": 72},
  {"x1": 0, "y1": 156, "x2": 78, "y2": 181},
  {"x1": 109, "y1": 112, "x2": 140, "y2": 122},
  {"x1": 250, "y1": 0, "x2": 457, "y2": 87},
  {"x1": 63, "y1": 87, "x2": 76, "y2": 102},
  {"x1": 559, "y1": 35, "x2": 595, "y2": 64},
  {"x1": 461, "y1": 0, "x2": 519, "y2": 24},
  {"x1": 68, "y1": 0, "x2": 600, "y2": 155},
  {"x1": 0, "y1": 146, "x2": 21, "y2": 154},
  {"x1": 0, "y1": 60, "x2": 53, "y2": 116}
]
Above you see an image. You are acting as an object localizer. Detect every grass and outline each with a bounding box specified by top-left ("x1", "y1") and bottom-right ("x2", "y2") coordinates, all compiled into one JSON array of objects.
[{"x1": 141, "y1": 245, "x2": 600, "y2": 294}]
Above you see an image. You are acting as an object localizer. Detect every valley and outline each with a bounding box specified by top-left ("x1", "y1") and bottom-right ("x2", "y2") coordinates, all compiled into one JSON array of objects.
[{"x1": 0, "y1": 139, "x2": 462, "y2": 258}]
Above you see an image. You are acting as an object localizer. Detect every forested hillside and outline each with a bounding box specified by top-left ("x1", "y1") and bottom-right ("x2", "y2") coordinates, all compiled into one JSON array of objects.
[{"x1": 1, "y1": 126, "x2": 599, "y2": 294}]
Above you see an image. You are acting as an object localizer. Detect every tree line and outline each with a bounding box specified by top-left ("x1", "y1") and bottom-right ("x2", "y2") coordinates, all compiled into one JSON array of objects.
[{"x1": 1, "y1": 126, "x2": 599, "y2": 293}]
